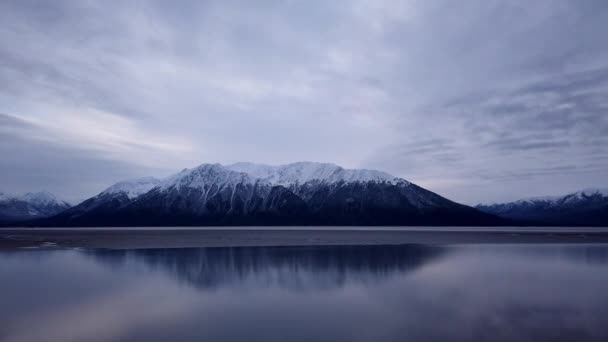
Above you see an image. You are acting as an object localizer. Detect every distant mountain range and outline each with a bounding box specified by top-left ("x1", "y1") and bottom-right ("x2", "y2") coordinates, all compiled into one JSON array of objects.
[
  {"x1": 476, "y1": 189, "x2": 608, "y2": 226},
  {"x1": 0, "y1": 191, "x2": 71, "y2": 223},
  {"x1": 2, "y1": 162, "x2": 606, "y2": 227}
]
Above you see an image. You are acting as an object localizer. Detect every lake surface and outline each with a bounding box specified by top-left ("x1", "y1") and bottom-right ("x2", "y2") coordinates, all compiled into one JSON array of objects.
[{"x1": 2, "y1": 242, "x2": 608, "y2": 341}]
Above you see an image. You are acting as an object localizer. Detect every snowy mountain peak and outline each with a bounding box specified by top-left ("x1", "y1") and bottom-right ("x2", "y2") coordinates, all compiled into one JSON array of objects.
[
  {"x1": 21, "y1": 191, "x2": 64, "y2": 206},
  {"x1": 102, "y1": 177, "x2": 161, "y2": 199},
  {"x1": 226, "y1": 162, "x2": 401, "y2": 186},
  {"x1": 0, "y1": 190, "x2": 71, "y2": 222},
  {"x1": 152, "y1": 161, "x2": 404, "y2": 193},
  {"x1": 0, "y1": 190, "x2": 69, "y2": 206},
  {"x1": 520, "y1": 188, "x2": 607, "y2": 205},
  {"x1": 481, "y1": 187, "x2": 608, "y2": 208},
  {"x1": 476, "y1": 187, "x2": 608, "y2": 226},
  {"x1": 161, "y1": 163, "x2": 256, "y2": 190}
]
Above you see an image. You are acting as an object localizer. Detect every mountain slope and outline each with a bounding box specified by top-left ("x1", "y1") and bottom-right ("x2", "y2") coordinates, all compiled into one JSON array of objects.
[
  {"x1": 0, "y1": 191, "x2": 71, "y2": 223},
  {"x1": 46, "y1": 177, "x2": 161, "y2": 225},
  {"x1": 41, "y1": 162, "x2": 502, "y2": 227},
  {"x1": 476, "y1": 189, "x2": 608, "y2": 226}
]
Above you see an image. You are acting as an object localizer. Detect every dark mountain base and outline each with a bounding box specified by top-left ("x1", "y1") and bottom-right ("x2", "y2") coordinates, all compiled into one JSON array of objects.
[{"x1": 24, "y1": 208, "x2": 507, "y2": 227}]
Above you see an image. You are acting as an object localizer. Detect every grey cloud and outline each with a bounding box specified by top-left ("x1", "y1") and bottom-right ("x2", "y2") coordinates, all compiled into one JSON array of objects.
[
  {"x1": 1, "y1": 0, "x2": 608, "y2": 204},
  {"x1": 0, "y1": 134, "x2": 155, "y2": 204},
  {"x1": 474, "y1": 164, "x2": 604, "y2": 183},
  {"x1": 0, "y1": 113, "x2": 32, "y2": 129},
  {"x1": 465, "y1": 67, "x2": 608, "y2": 150},
  {"x1": 389, "y1": 139, "x2": 456, "y2": 156},
  {"x1": 483, "y1": 138, "x2": 572, "y2": 152},
  {"x1": 0, "y1": 112, "x2": 173, "y2": 203},
  {"x1": 370, "y1": 63, "x2": 608, "y2": 203}
]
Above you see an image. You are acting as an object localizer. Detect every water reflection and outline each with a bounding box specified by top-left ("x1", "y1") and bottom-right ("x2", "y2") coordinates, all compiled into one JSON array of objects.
[
  {"x1": 1, "y1": 244, "x2": 608, "y2": 342},
  {"x1": 86, "y1": 245, "x2": 445, "y2": 290}
]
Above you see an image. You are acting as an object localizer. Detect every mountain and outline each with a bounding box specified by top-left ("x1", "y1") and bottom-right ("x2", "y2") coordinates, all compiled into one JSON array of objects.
[
  {"x1": 476, "y1": 189, "x2": 608, "y2": 226},
  {"x1": 0, "y1": 191, "x2": 71, "y2": 223},
  {"x1": 47, "y1": 177, "x2": 161, "y2": 224},
  {"x1": 41, "y1": 162, "x2": 502, "y2": 227}
]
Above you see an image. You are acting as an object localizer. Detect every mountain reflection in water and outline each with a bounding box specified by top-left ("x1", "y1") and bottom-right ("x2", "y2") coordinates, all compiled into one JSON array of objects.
[
  {"x1": 85, "y1": 245, "x2": 444, "y2": 290},
  {"x1": 1, "y1": 244, "x2": 608, "y2": 342}
]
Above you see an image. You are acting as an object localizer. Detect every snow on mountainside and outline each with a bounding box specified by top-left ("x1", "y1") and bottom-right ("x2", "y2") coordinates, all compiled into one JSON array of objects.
[
  {"x1": 477, "y1": 188, "x2": 608, "y2": 226},
  {"x1": 0, "y1": 191, "x2": 67, "y2": 205},
  {"x1": 227, "y1": 162, "x2": 401, "y2": 186},
  {"x1": 55, "y1": 177, "x2": 162, "y2": 217},
  {"x1": 0, "y1": 191, "x2": 71, "y2": 222},
  {"x1": 20, "y1": 191, "x2": 67, "y2": 207},
  {"x1": 161, "y1": 164, "x2": 256, "y2": 190},
  {"x1": 158, "y1": 162, "x2": 443, "y2": 209},
  {"x1": 155, "y1": 162, "x2": 402, "y2": 192},
  {"x1": 102, "y1": 177, "x2": 161, "y2": 199},
  {"x1": 481, "y1": 188, "x2": 608, "y2": 208}
]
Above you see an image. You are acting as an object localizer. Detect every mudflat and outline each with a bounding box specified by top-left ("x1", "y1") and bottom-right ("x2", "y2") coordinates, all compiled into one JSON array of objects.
[{"x1": 2, "y1": 227, "x2": 608, "y2": 249}]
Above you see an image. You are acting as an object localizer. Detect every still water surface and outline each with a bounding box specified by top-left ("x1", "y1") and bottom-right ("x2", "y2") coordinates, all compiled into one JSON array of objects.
[{"x1": 1, "y1": 244, "x2": 608, "y2": 341}]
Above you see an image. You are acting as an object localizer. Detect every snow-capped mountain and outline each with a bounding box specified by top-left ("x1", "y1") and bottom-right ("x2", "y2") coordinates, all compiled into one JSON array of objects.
[
  {"x1": 0, "y1": 191, "x2": 71, "y2": 223},
  {"x1": 54, "y1": 177, "x2": 161, "y2": 221},
  {"x1": 42, "y1": 162, "x2": 502, "y2": 227},
  {"x1": 476, "y1": 188, "x2": 608, "y2": 226}
]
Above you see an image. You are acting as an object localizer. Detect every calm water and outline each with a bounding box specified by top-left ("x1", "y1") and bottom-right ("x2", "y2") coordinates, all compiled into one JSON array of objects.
[{"x1": 1, "y1": 244, "x2": 608, "y2": 341}]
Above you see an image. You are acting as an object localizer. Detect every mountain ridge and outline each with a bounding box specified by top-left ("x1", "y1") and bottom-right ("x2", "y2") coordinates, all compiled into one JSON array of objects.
[
  {"x1": 35, "y1": 161, "x2": 503, "y2": 227},
  {"x1": 0, "y1": 191, "x2": 71, "y2": 223},
  {"x1": 477, "y1": 188, "x2": 608, "y2": 226}
]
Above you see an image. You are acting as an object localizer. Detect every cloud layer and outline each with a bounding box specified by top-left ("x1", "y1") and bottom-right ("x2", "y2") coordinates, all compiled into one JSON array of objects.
[{"x1": 1, "y1": 0, "x2": 607, "y2": 204}]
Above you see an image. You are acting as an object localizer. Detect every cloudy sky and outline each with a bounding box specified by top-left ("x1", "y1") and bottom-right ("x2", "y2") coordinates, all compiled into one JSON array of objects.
[{"x1": 1, "y1": 0, "x2": 607, "y2": 204}]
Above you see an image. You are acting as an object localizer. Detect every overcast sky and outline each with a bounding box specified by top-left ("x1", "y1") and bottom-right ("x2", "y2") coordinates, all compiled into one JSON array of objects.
[{"x1": 1, "y1": 0, "x2": 607, "y2": 204}]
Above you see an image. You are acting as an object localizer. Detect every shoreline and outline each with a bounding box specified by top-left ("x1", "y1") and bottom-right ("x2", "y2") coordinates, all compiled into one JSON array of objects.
[{"x1": 2, "y1": 227, "x2": 608, "y2": 250}]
